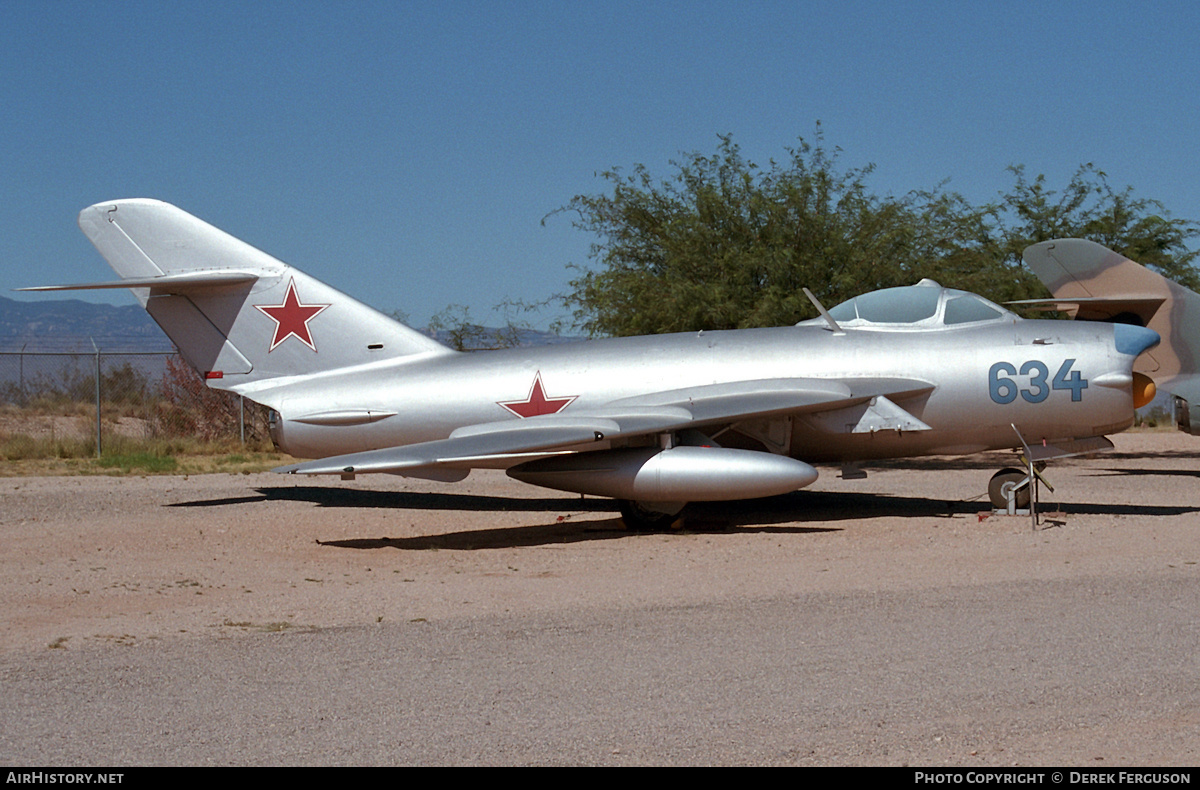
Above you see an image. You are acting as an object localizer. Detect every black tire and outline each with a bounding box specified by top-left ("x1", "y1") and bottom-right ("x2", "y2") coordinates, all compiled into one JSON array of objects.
[
  {"x1": 618, "y1": 500, "x2": 685, "y2": 531},
  {"x1": 988, "y1": 467, "x2": 1030, "y2": 509}
]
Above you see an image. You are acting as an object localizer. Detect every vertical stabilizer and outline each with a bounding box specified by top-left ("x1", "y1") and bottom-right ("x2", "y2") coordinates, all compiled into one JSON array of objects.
[
  {"x1": 74, "y1": 199, "x2": 454, "y2": 389},
  {"x1": 1024, "y1": 238, "x2": 1200, "y2": 390}
]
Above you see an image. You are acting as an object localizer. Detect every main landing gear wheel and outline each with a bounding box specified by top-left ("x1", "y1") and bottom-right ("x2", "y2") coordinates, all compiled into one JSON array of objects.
[
  {"x1": 988, "y1": 467, "x2": 1030, "y2": 510},
  {"x1": 618, "y1": 500, "x2": 686, "y2": 532}
]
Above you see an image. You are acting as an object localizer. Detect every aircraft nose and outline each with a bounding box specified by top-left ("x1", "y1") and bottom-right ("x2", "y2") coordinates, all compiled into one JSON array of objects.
[{"x1": 1113, "y1": 323, "x2": 1160, "y2": 357}]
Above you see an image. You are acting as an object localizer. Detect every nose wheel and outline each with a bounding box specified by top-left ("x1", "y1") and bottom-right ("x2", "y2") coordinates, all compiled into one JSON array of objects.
[{"x1": 989, "y1": 467, "x2": 1031, "y2": 510}]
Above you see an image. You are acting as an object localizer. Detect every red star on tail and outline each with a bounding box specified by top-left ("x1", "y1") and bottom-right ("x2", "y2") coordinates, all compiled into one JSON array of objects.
[
  {"x1": 498, "y1": 372, "x2": 577, "y2": 418},
  {"x1": 254, "y1": 278, "x2": 330, "y2": 352}
]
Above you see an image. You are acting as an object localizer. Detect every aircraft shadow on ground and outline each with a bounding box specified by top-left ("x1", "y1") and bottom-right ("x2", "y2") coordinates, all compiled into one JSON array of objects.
[
  {"x1": 1086, "y1": 466, "x2": 1200, "y2": 479},
  {"x1": 1104, "y1": 450, "x2": 1200, "y2": 461},
  {"x1": 167, "y1": 486, "x2": 1200, "y2": 551},
  {"x1": 865, "y1": 448, "x2": 1200, "y2": 472},
  {"x1": 168, "y1": 487, "x2": 955, "y2": 550},
  {"x1": 170, "y1": 486, "x2": 614, "y2": 513}
]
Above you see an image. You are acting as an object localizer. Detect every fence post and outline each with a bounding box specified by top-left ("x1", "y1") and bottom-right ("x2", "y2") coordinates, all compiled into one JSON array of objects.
[
  {"x1": 18, "y1": 343, "x2": 26, "y2": 407},
  {"x1": 92, "y1": 339, "x2": 101, "y2": 457}
]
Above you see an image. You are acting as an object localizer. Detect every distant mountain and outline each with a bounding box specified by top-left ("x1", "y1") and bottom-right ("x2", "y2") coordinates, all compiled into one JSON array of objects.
[
  {"x1": 0, "y1": 295, "x2": 171, "y2": 352},
  {"x1": 0, "y1": 295, "x2": 579, "y2": 352}
]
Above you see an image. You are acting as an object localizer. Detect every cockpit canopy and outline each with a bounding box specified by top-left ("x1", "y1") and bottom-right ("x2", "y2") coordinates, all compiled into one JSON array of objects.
[{"x1": 802, "y1": 279, "x2": 1018, "y2": 329}]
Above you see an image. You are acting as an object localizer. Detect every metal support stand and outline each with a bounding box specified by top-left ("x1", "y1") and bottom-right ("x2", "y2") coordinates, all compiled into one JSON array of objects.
[
  {"x1": 1004, "y1": 423, "x2": 1053, "y2": 531},
  {"x1": 92, "y1": 338, "x2": 101, "y2": 458}
]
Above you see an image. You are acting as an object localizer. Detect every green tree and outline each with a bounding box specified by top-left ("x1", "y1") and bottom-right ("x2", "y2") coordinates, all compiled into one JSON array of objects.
[
  {"x1": 426, "y1": 304, "x2": 488, "y2": 351},
  {"x1": 423, "y1": 302, "x2": 543, "y2": 351},
  {"x1": 997, "y1": 163, "x2": 1200, "y2": 289},
  {"x1": 556, "y1": 134, "x2": 1200, "y2": 336}
]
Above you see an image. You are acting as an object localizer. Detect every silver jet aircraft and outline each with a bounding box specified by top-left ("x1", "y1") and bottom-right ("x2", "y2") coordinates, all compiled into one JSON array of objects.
[
  {"x1": 25, "y1": 200, "x2": 1161, "y2": 527},
  {"x1": 1023, "y1": 238, "x2": 1200, "y2": 436}
]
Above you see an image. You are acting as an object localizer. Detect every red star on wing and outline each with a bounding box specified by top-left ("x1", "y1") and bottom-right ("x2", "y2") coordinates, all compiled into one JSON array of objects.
[
  {"x1": 498, "y1": 372, "x2": 578, "y2": 418},
  {"x1": 254, "y1": 278, "x2": 330, "y2": 352}
]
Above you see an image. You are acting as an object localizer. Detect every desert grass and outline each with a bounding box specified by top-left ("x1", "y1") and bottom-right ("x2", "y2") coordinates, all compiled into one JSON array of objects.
[{"x1": 0, "y1": 430, "x2": 290, "y2": 477}]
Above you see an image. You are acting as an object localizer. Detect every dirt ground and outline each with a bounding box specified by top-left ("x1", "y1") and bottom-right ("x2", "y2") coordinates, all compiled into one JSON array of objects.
[
  {"x1": 0, "y1": 430, "x2": 1193, "y2": 654},
  {"x1": 1, "y1": 429, "x2": 1198, "y2": 765}
]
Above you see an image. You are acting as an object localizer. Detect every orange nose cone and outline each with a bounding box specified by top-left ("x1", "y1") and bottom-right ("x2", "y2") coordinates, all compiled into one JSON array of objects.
[{"x1": 1132, "y1": 373, "x2": 1156, "y2": 409}]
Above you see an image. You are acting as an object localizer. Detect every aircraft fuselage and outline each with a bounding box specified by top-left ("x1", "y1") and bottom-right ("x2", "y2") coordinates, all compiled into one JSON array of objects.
[{"x1": 264, "y1": 317, "x2": 1139, "y2": 465}]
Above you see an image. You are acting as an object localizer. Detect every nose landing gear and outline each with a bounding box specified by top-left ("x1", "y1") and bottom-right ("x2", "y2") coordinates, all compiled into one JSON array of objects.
[{"x1": 989, "y1": 424, "x2": 1065, "y2": 529}]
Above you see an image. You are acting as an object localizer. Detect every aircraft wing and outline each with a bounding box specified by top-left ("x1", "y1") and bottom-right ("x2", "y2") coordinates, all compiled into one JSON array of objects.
[{"x1": 277, "y1": 376, "x2": 935, "y2": 477}]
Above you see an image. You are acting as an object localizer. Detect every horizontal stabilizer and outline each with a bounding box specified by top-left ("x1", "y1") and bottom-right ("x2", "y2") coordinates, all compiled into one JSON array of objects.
[
  {"x1": 1008, "y1": 296, "x2": 1166, "y2": 321},
  {"x1": 16, "y1": 270, "x2": 260, "y2": 293}
]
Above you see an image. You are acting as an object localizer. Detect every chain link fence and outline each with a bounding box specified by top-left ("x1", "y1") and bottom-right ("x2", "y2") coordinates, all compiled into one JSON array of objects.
[{"x1": 0, "y1": 348, "x2": 270, "y2": 456}]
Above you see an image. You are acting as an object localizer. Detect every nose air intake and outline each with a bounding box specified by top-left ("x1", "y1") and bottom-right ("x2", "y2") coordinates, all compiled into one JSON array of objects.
[
  {"x1": 1113, "y1": 323, "x2": 1160, "y2": 357},
  {"x1": 1111, "y1": 324, "x2": 1159, "y2": 409}
]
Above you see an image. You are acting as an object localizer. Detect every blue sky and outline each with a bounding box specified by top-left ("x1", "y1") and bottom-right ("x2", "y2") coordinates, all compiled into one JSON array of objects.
[{"x1": 3, "y1": 0, "x2": 1199, "y2": 330}]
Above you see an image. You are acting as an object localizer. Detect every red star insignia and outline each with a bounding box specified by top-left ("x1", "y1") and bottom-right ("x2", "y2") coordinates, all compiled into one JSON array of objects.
[
  {"x1": 254, "y1": 278, "x2": 330, "y2": 352},
  {"x1": 498, "y1": 372, "x2": 577, "y2": 418}
]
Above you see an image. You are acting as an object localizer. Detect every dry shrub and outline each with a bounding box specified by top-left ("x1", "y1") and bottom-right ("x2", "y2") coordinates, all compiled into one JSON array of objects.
[{"x1": 157, "y1": 356, "x2": 271, "y2": 447}]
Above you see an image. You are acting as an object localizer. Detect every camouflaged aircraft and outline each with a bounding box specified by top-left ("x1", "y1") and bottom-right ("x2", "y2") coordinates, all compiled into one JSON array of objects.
[
  {"x1": 1022, "y1": 239, "x2": 1200, "y2": 437},
  {"x1": 22, "y1": 200, "x2": 1162, "y2": 527}
]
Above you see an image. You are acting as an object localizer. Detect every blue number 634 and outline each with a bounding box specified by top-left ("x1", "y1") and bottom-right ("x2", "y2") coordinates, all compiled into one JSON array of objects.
[{"x1": 989, "y1": 359, "x2": 1088, "y2": 404}]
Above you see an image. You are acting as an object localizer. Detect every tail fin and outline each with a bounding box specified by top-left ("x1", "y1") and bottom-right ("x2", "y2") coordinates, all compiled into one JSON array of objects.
[
  {"x1": 1023, "y1": 238, "x2": 1200, "y2": 391},
  {"x1": 1023, "y1": 239, "x2": 1174, "y2": 325},
  {"x1": 29, "y1": 199, "x2": 454, "y2": 392}
]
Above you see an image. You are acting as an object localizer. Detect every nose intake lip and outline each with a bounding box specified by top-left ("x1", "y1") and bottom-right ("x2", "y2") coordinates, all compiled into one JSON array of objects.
[{"x1": 1113, "y1": 323, "x2": 1160, "y2": 357}]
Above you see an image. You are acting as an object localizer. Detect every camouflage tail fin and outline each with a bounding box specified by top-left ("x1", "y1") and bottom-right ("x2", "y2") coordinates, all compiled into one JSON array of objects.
[
  {"x1": 1023, "y1": 239, "x2": 1172, "y2": 325},
  {"x1": 1023, "y1": 238, "x2": 1200, "y2": 395}
]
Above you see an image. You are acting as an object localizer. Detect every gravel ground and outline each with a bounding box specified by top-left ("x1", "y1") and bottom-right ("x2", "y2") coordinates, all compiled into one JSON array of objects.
[{"x1": 1, "y1": 431, "x2": 1198, "y2": 765}]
